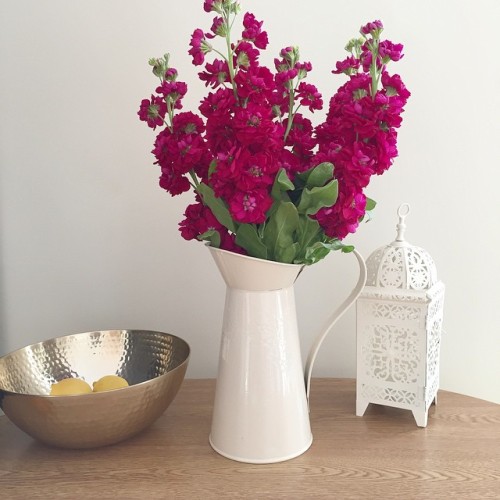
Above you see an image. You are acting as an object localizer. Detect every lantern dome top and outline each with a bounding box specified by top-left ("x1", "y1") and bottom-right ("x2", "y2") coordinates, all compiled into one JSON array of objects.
[{"x1": 365, "y1": 204, "x2": 438, "y2": 290}]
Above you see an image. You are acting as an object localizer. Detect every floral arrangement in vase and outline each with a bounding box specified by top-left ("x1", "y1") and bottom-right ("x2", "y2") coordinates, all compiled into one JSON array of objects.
[{"x1": 138, "y1": 0, "x2": 410, "y2": 265}]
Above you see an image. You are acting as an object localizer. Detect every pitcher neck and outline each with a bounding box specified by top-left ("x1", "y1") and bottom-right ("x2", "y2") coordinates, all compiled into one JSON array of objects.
[{"x1": 208, "y1": 246, "x2": 304, "y2": 291}]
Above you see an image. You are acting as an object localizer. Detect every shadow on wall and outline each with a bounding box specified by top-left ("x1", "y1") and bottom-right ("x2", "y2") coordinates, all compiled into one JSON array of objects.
[{"x1": 0, "y1": 210, "x2": 6, "y2": 356}]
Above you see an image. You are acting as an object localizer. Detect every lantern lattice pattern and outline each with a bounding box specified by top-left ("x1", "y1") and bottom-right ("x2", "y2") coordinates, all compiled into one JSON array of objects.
[{"x1": 356, "y1": 204, "x2": 445, "y2": 427}]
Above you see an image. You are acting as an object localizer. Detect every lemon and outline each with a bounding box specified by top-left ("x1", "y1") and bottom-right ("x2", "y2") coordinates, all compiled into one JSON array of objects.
[
  {"x1": 92, "y1": 375, "x2": 129, "y2": 392},
  {"x1": 50, "y1": 378, "x2": 92, "y2": 396}
]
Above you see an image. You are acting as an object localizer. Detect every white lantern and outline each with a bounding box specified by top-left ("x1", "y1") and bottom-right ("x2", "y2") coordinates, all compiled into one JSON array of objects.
[{"x1": 356, "y1": 204, "x2": 445, "y2": 427}]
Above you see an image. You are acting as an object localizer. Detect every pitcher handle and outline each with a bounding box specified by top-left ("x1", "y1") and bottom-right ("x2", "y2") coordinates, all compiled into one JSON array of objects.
[{"x1": 304, "y1": 248, "x2": 367, "y2": 403}]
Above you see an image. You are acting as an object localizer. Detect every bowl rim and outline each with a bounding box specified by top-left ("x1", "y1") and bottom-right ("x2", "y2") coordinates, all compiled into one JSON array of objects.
[{"x1": 0, "y1": 329, "x2": 190, "y2": 399}]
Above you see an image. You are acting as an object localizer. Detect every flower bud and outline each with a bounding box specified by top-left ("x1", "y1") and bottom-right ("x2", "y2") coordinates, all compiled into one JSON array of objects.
[
  {"x1": 165, "y1": 68, "x2": 178, "y2": 81},
  {"x1": 345, "y1": 38, "x2": 363, "y2": 57},
  {"x1": 203, "y1": 0, "x2": 219, "y2": 13},
  {"x1": 279, "y1": 46, "x2": 300, "y2": 67},
  {"x1": 148, "y1": 54, "x2": 171, "y2": 80},
  {"x1": 295, "y1": 61, "x2": 312, "y2": 79},
  {"x1": 360, "y1": 20, "x2": 383, "y2": 37},
  {"x1": 280, "y1": 46, "x2": 294, "y2": 58}
]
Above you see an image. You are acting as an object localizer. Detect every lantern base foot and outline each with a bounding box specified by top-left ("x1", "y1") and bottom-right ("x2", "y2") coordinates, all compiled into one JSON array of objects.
[
  {"x1": 412, "y1": 409, "x2": 428, "y2": 427},
  {"x1": 356, "y1": 399, "x2": 370, "y2": 417}
]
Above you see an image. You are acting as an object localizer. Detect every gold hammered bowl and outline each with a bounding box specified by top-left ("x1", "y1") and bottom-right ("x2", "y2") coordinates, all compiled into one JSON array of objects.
[{"x1": 0, "y1": 329, "x2": 190, "y2": 448}]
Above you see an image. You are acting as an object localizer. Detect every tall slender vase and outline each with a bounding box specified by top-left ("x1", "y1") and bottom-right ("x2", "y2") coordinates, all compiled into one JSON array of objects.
[{"x1": 208, "y1": 245, "x2": 367, "y2": 464}]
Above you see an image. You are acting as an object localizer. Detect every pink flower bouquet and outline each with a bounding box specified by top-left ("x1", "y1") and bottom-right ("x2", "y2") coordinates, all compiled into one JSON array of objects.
[{"x1": 138, "y1": 1, "x2": 410, "y2": 264}]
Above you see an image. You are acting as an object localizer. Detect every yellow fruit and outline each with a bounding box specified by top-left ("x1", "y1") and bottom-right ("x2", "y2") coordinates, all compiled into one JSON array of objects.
[
  {"x1": 92, "y1": 375, "x2": 129, "y2": 393},
  {"x1": 50, "y1": 378, "x2": 92, "y2": 396}
]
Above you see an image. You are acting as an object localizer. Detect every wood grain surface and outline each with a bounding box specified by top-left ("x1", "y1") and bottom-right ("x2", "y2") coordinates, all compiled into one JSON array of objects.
[{"x1": 1, "y1": 379, "x2": 499, "y2": 499}]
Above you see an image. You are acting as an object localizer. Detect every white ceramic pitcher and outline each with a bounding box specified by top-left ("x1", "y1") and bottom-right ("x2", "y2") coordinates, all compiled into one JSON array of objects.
[{"x1": 208, "y1": 246, "x2": 367, "y2": 463}]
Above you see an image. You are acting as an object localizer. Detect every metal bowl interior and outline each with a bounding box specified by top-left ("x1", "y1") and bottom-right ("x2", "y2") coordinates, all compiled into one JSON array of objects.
[{"x1": 0, "y1": 330, "x2": 190, "y2": 448}]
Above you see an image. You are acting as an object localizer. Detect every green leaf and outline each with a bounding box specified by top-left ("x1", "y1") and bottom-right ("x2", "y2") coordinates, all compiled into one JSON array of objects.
[
  {"x1": 278, "y1": 242, "x2": 299, "y2": 264},
  {"x1": 297, "y1": 179, "x2": 338, "y2": 216},
  {"x1": 304, "y1": 242, "x2": 331, "y2": 264},
  {"x1": 341, "y1": 245, "x2": 355, "y2": 253},
  {"x1": 197, "y1": 182, "x2": 237, "y2": 233},
  {"x1": 299, "y1": 239, "x2": 354, "y2": 265},
  {"x1": 295, "y1": 215, "x2": 322, "y2": 262},
  {"x1": 365, "y1": 197, "x2": 377, "y2": 211},
  {"x1": 263, "y1": 201, "x2": 299, "y2": 263},
  {"x1": 322, "y1": 239, "x2": 353, "y2": 252},
  {"x1": 321, "y1": 239, "x2": 355, "y2": 254},
  {"x1": 360, "y1": 197, "x2": 376, "y2": 223},
  {"x1": 235, "y1": 224, "x2": 268, "y2": 260},
  {"x1": 208, "y1": 159, "x2": 218, "y2": 179},
  {"x1": 307, "y1": 162, "x2": 334, "y2": 187},
  {"x1": 296, "y1": 162, "x2": 334, "y2": 188},
  {"x1": 257, "y1": 222, "x2": 266, "y2": 239},
  {"x1": 294, "y1": 239, "x2": 354, "y2": 265},
  {"x1": 271, "y1": 168, "x2": 294, "y2": 201},
  {"x1": 197, "y1": 229, "x2": 221, "y2": 248}
]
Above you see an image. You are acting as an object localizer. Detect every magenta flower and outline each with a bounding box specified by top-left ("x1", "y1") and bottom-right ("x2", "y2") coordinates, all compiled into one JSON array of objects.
[
  {"x1": 242, "y1": 13, "x2": 269, "y2": 49},
  {"x1": 203, "y1": 0, "x2": 217, "y2": 13},
  {"x1": 172, "y1": 111, "x2": 205, "y2": 136},
  {"x1": 277, "y1": 149, "x2": 301, "y2": 176},
  {"x1": 139, "y1": 8, "x2": 409, "y2": 263},
  {"x1": 295, "y1": 61, "x2": 312, "y2": 79},
  {"x1": 206, "y1": 16, "x2": 226, "y2": 39},
  {"x1": 360, "y1": 49, "x2": 385, "y2": 73},
  {"x1": 295, "y1": 61, "x2": 312, "y2": 72},
  {"x1": 296, "y1": 82, "x2": 323, "y2": 112},
  {"x1": 275, "y1": 68, "x2": 298, "y2": 89},
  {"x1": 180, "y1": 200, "x2": 219, "y2": 240},
  {"x1": 332, "y1": 56, "x2": 360, "y2": 75},
  {"x1": 234, "y1": 65, "x2": 275, "y2": 102},
  {"x1": 284, "y1": 113, "x2": 316, "y2": 163},
  {"x1": 280, "y1": 46, "x2": 294, "y2": 58},
  {"x1": 165, "y1": 68, "x2": 178, "y2": 81},
  {"x1": 234, "y1": 41, "x2": 260, "y2": 67},
  {"x1": 316, "y1": 188, "x2": 367, "y2": 240},
  {"x1": 178, "y1": 199, "x2": 245, "y2": 254},
  {"x1": 188, "y1": 29, "x2": 209, "y2": 66},
  {"x1": 379, "y1": 40, "x2": 404, "y2": 62},
  {"x1": 137, "y1": 95, "x2": 167, "y2": 129},
  {"x1": 360, "y1": 20, "x2": 383, "y2": 35},
  {"x1": 234, "y1": 150, "x2": 279, "y2": 191},
  {"x1": 159, "y1": 169, "x2": 191, "y2": 196},
  {"x1": 233, "y1": 103, "x2": 278, "y2": 146},
  {"x1": 156, "y1": 81, "x2": 188, "y2": 109},
  {"x1": 228, "y1": 189, "x2": 273, "y2": 224},
  {"x1": 199, "y1": 59, "x2": 229, "y2": 88},
  {"x1": 199, "y1": 87, "x2": 236, "y2": 118},
  {"x1": 381, "y1": 72, "x2": 411, "y2": 100}
]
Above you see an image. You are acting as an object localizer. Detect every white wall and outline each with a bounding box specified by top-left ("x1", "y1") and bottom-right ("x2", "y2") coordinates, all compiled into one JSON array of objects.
[{"x1": 1, "y1": 0, "x2": 499, "y2": 404}]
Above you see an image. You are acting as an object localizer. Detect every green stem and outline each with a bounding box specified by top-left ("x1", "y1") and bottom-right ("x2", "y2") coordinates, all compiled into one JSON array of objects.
[
  {"x1": 283, "y1": 87, "x2": 295, "y2": 142},
  {"x1": 189, "y1": 170, "x2": 201, "y2": 190},
  {"x1": 213, "y1": 47, "x2": 229, "y2": 61},
  {"x1": 224, "y1": 13, "x2": 238, "y2": 101},
  {"x1": 165, "y1": 99, "x2": 174, "y2": 132},
  {"x1": 370, "y1": 39, "x2": 379, "y2": 100}
]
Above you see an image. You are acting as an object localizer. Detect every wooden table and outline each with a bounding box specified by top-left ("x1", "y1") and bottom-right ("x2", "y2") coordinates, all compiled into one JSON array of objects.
[{"x1": 1, "y1": 379, "x2": 499, "y2": 499}]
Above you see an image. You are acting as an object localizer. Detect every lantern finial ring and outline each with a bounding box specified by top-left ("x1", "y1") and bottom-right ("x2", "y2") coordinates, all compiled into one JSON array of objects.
[
  {"x1": 395, "y1": 203, "x2": 411, "y2": 242},
  {"x1": 397, "y1": 203, "x2": 411, "y2": 219}
]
